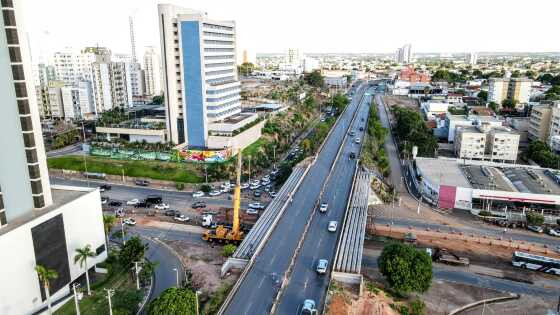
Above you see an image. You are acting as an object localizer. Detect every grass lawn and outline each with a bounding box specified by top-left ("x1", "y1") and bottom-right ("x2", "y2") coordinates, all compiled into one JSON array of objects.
[
  {"x1": 48, "y1": 155, "x2": 204, "y2": 183},
  {"x1": 242, "y1": 138, "x2": 267, "y2": 157},
  {"x1": 55, "y1": 267, "x2": 138, "y2": 315}
]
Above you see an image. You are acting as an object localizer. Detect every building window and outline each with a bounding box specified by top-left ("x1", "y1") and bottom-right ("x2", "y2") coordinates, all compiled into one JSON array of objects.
[
  {"x1": 95, "y1": 244, "x2": 106, "y2": 255},
  {"x1": 22, "y1": 132, "x2": 35, "y2": 148},
  {"x1": 33, "y1": 195, "x2": 45, "y2": 208},
  {"x1": 25, "y1": 148, "x2": 37, "y2": 164},
  {"x1": 8, "y1": 46, "x2": 21, "y2": 62},
  {"x1": 14, "y1": 81, "x2": 27, "y2": 97},
  {"x1": 11, "y1": 64, "x2": 24, "y2": 81},
  {"x1": 2, "y1": 9, "x2": 16, "y2": 26},
  {"x1": 28, "y1": 164, "x2": 40, "y2": 179},
  {"x1": 30, "y1": 179, "x2": 43, "y2": 194},
  {"x1": 19, "y1": 115, "x2": 33, "y2": 131},
  {"x1": 0, "y1": 211, "x2": 6, "y2": 226},
  {"x1": 17, "y1": 99, "x2": 30, "y2": 114},
  {"x1": 1, "y1": 0, "x2": 14, "y2": 8},
  {"x1": 5, "y1": 28, "x2": 18, "y2": 45}
]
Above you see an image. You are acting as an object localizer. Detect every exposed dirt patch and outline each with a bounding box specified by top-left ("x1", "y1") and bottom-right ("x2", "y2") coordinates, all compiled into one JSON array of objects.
[
  {"x1": 163, "y1": 239, "x2": 239, "y2": 294},
  {"x1": 326, "y1": 281, "x2": 401, "y2": 315}
]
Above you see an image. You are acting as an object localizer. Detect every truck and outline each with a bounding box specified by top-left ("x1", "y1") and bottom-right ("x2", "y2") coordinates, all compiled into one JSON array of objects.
[
  {"x1": 201, "y1": 214, "x2": 215, "y2": 228},
  {"x1": 433, "y1": 248, "x2": 470, "y2": 266}
]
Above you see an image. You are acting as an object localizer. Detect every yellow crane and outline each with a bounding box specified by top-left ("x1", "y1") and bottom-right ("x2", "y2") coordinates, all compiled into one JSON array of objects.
[{"x1": 202, "y1": 149, "x2": 244, "y2": 244}]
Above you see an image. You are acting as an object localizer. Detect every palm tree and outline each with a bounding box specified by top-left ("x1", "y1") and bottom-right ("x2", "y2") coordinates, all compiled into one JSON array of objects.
[
  {"x1": 35, "y1": 265, "x2": 58, "y2": 315},
  {"x1": 74, "y1": 245, "x2": 95, "y2": 295},
  {"x1": 103, "y1": 215, "x2": 116, "y2": 249}
]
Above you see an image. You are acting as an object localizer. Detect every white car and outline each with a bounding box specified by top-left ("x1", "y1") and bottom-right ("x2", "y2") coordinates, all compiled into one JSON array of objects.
[
  {"x1": 270, "y1": 169, "x2": 279, "y2": 176},
  {"x1": 354, "y1": 137, "x2": 360, "y2": 144},
  {"x1": 126, "y1": 199, "x2": 139, "y2": 205},
  {"x1": 250, "y1": 184, "x2": 261, "y2": 190},
  {"x1": 154, "y1": 203, "x2": 169, "y2": 210},
  {"x1": 173, "y1": 214, "x2": 190, "y2": 222},
  {"x1": 246, "y1": 208, "x2": 259, "y2": 215},
  {"x1": 549, "y1": 228, "x2": 560, "y2": 237},
  {"x1": 269, "y1": 191, "x2": 277, "y2": 198},
  {"x1": 115, "y1": 208, "x2": 124, "y2": 218},
  {"x1": 316, "y1": 259, "x2": 328, "y2": 274},
  {"x1": 209, "y1": 190, "x2": 221, "y2": 196},
  {"x1": 249, "y1": 202, "x2": 265, "y2": 209},
  {"x1": 193, "y1": 191, "x2": 205, "y2": 198},
  {"x1": 240, "y1": 183, "x2": 250, "y2": 189},
  {"x1": 251, "y1": 179, "x2": 260, "y2": 186},
  {"x1": 220, "y1": 187, "x2": 230, "y2": 193},
  {"x1": 261, "y1": 179, "x2": 271, "y2": 186},
  {"x1": 319, "y1": 203, "x2": 328, "y2": 213},
  {"x1": 123, "y1": 218, "x2": 136, "y2": 226},
  {"x1": 328, "y1": 221, "x2": 338, "y2": 232}
]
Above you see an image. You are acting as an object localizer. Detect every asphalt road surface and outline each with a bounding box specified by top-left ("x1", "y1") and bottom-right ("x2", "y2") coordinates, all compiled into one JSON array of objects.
[
  {"x1": 275, "y1": 90, "x2": 373, "y2": 313},
  {"x1": 361, "y1": 250, "x2": 558, "y2": 298},
  {"x1": 223, "y1": 84, "x2": 370, "y2": 315}
]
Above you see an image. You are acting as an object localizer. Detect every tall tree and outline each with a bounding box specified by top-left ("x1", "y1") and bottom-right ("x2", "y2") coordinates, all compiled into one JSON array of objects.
[
  {"x1": 378, "y1": 243, "x2": 432, "y2": 295},
  {"x1": 103, "y1": 215, "x2": 116, "y2": 250},
  {"x1": 74, "y1": 245, "x2": 96, "y2": 295},
  {"x1": 148, "y1": 287, "x2": 197, "y2": 315},
  {"x1": 35, "y1": 265, "x2": 58, "y2": 315},
  {"x1": 304, "y1": 70, "x2": 324, "y2": 88}
]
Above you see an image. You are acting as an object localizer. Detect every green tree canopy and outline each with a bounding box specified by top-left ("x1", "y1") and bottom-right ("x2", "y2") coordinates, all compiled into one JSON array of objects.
[
  {"x1": 222, "y1": 244, "x2": 237, "y2": 257},
  {"x1": 526, "y1": 211, "x2": 545, "y2": 226},
  {"x1": 148, "y1": 287, "x2": 197, "y2": 315},
  {"x1": 477, "y1": 90, "x2": 488, "y2": 101},
  {"x1": 378, "y1": 243, "x2": 432, "y2": 294},
  {"x1": 238, "y1": 62, "x2": 255, "y2": 76},
  {"x1": 501, "y1": 99, "x2": 518, "y2": 109},
  {"x1": 119, "y1": 236, "x2": 148, "y2": 268},
  {"x1": 152, "y1": 94, "x2": 164, "y2": 105},
  {"x1": 304, "y1": 70, "x2": 324, "y2": 88},
  {"x1": 393, "y1": 107, "x2": 438, "y2": 157}
]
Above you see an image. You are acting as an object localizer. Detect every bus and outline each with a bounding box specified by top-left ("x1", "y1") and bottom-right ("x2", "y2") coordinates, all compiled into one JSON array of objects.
[{"x1": 511, "y1": 251, "x2": 560, "y2": 275}]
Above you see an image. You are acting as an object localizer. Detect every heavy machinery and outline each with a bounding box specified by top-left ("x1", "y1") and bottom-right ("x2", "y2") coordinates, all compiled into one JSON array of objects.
[{"x1": 202, "y1": 149, "x2": 245, "y2": 244}]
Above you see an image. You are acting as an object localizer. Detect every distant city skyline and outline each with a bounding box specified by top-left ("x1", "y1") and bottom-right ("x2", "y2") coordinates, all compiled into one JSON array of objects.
[{"x1": 23, "y1": 0, "x2": 560, "y2": 61}]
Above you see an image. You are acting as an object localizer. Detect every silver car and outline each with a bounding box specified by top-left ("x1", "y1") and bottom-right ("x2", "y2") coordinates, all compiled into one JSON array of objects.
[{"x1": 316, "y1": 259, "x2": 328, "y2": 274}]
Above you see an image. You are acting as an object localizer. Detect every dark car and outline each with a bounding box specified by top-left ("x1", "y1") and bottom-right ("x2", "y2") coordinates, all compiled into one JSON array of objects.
[
  {"x1": 165, "y1": 209, "x2": 180, "y2": 217},
  {"x1": 108, "y1": 200, "x2": 122, "y2": 207},
  {"x1": 359, "y1": 127, "x2": 364, "y2": 131},
  {"x1": 349, "y1": 152, "x2": 356, "y2": 159},
  {"x1": 191, "y1": 201, "x2": 207, "y2": 209},
  {"x1": 134, "y1": 201, "x2": 148, "y2": 208},
  {"x1": 254, "y1": 190, "x2": 262, "y2": 197},
  {"x1": 135, "y1": 179, "x2": 150, "y2": 186},
  {"x1": 99, "y1": 184, "x2": 111, "y2": 192},
  {"x1": 145, "y1": 195, "x2": 163, "y2": 205}
]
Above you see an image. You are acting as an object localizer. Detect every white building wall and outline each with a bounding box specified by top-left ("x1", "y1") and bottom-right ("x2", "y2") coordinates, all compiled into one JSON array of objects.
[{"x1": 0, "y1": 187, "x2": 107, "y2": 315}]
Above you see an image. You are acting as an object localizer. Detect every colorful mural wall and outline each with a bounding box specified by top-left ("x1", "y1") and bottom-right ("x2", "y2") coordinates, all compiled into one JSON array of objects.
[{"x1": 90, "y1": 146, "x2": 232, "y2": 163}]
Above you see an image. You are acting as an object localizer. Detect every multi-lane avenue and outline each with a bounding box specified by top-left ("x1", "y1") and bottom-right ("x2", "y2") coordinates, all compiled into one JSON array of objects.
[{"x1": 223, "y1": 83, "x2": 371, "y2": 314}]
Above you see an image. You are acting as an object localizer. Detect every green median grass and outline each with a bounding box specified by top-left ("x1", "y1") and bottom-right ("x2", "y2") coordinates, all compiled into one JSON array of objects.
[{"x1": 47, "y1": 155, "x2": 203, "y2": 183}]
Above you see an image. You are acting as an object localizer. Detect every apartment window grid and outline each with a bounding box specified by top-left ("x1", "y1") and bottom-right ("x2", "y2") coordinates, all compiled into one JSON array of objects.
[
  {"x1": 205, "y1": 62, "x2": 234, "y2": 68},
  {"x1": 2, "y1": 2, "x2": 45, "y2": 208},
  {"x1": 203, "y1": 31, "x2": 233, "y2": 38},
  {"x1": 206, "y1": 92, "x2": 240, "y2": 103},
  {"x1": 206, "y1": 76, "x2": 235, "y2": 85},
  {"x1": 204, "y1": 54, "x2": 234, "y2": 60},
  {"x1": 206, "y1": 85, "x2": 240, "y2": 95},
  {"x1": 207, "y1": 106, "x2": 240, "y2": 118},
  {"x1": 204, "y1": 40, "x2": 234, "y2": 45},
  {"x1": 205, "y1": 69, "x2": 234, "y2": 77},
  {"x1": 204, "y1": 48, "x2": 234, "y2": 53}
]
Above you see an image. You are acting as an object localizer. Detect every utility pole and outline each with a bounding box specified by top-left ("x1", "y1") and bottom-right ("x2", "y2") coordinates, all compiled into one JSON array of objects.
[
  {"x1": 72, "y1": 283, "x2": 81, "y2": 315},
  {"x1": 81, "y1": 122, "x2": 89, "y2": 187},
  {"x1": 273, "y1": 146, "x2": 276, "y2": 169},
  {"x1": 104, "y1": 289, "x2": 114, "y2": 315},
  {"x1": 204, "y1": 164, "x2": 208, "y2": 183},
  {"x1": 134, "y1": 261, "x2": 141, "y2": 290},
  {"x1": 248, "y1": 156, "x2": 251, "y2": 183}
]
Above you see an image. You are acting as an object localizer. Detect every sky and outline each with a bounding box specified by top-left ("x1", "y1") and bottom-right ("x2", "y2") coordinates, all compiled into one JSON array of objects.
[{"x1": 22, "y1": 0, "x2": 560, "y2": 61}]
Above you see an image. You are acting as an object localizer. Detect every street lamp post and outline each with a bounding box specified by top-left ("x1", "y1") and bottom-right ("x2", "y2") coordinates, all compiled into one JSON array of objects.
[
  {"x1": 204, "y1": 164, "x2": 208, "y2": 184},
  {"x1": 195, "y1": 291, "x2": 202, "y2": 315},
  {"x1": 134, "y1": 261, "x2": 141, "y2": 290},
  {"x1": 72, "y1": 283, "x2": 81, "y2": 315},
  {"x1": 173, "y1": 267, "x2": 179, "y2": 287},
  {"x1": 121, "y1": 219, "x2": 126, "y2": 245}
]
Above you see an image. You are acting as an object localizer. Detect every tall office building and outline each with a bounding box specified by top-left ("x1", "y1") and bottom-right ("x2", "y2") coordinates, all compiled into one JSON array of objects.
[
  {"x1": 0, "y1": 2, "x2": 107, "y2": 313},
  {"x1": 159, "y1": 4, "x2": 241, "y2": 146},
  {"x1": 143, "y1": 45, "x2": 162, "y2": 96}
]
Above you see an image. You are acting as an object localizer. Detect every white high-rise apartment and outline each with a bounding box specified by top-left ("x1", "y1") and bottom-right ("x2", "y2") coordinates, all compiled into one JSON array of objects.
[
  {"x1": 487, "y1": 78, "x2": 508, "y2": 104},
  {"x1": 61, "y1": 81, "x2": 94, "y2": 120},
  {"x1": 0, "y1": 0, "x2": 52, "y2": 214},
  {"x1": 395, "y1": 44, "x2": 412, "y2": 64},
  {"x1": 143, "y1": 46, "x2": 162, "y2": 96},
  {"x1": 468, "y1": 52, "x2": 478, "y2": 65},
  {"x1": 159, "y1": 4, "x2": 241, "y2": 146},
  {"x1": 0, "y1": 5, "x2": 107, "y2": 313}
]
